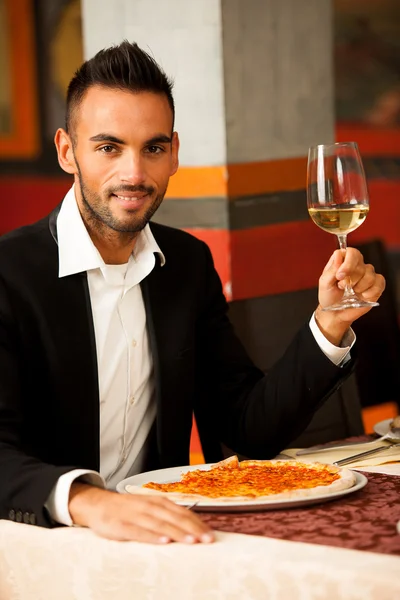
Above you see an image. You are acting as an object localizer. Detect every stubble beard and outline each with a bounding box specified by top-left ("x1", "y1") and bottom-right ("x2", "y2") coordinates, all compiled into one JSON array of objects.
[{"x1": 76, "y1": 166, "x2": 166, "y2": 241}]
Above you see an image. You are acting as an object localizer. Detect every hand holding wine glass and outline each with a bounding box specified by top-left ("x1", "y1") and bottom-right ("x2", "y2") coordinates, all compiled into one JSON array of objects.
[{"x1": 307, "y1": 142, "x2": 379, "y2": 311}]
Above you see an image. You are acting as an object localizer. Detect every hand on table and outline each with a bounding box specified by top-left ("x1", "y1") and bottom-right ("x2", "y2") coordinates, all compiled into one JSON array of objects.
[
  {"x1": 315, "y1": 247, "x2": 386, "y2": 345},
  {"x1": 68, "y1": 482, "x2": 214, "y2": 544}
]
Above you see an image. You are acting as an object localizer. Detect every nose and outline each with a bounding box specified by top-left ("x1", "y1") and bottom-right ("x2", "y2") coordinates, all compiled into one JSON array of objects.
[{"x1": 120, "y1": 151, "x2": 146, "y2": 185}]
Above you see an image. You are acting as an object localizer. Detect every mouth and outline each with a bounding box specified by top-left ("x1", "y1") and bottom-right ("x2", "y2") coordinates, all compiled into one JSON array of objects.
[{"x1": 111, "y1": 192, "x2": 149, "y2": 210}]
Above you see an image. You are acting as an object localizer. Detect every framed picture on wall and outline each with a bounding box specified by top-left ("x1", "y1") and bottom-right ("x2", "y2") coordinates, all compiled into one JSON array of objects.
[
  {"x1": 0, "y1": 0, "x2": 83, "y2": 169},
  {"x1": 335, "y1": 0, "x2": 400, "y2": 155},
  {"x1": 0, "y1": 0, "x2": 39, "y2": 159}
]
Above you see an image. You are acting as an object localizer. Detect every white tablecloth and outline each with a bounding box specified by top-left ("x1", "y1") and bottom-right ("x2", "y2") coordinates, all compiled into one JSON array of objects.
[
  {"x1": 1, "y1": 464, "x2": 399, "y2": 599},
  {"x1": 0, "y1": 520, "x2": 399, "y2": 600}
]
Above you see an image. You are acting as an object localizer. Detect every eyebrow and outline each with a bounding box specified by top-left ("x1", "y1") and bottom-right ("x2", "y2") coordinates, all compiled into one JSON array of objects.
[
  {"x1": 88, "y1": 133, "x2": 172, "y2": 145},
  {"x1": 89, "y1": 133, "x2": 125, "y2": 144},
  {"x1": 145, "y1": 134, "x2": 172, "y2": 145}
]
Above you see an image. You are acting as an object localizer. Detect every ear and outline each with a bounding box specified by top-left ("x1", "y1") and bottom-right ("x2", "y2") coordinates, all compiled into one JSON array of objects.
[
  {"x1": 170, "y1": 131, "x2": 180, "y2": 176},
  {"x1": 54, "y1": 128, "x2": 77, "y2": 175}
]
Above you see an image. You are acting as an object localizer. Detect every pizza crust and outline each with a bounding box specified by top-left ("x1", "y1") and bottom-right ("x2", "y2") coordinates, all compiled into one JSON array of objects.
[{"x1": 125, "y1": 458, "x2": 356, "y2": 505}]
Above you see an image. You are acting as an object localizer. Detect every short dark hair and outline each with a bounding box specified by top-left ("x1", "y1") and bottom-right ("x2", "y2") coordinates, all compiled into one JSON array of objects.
[{"x1": 66, "y1": 40, "x2": 175, "y2": 136}]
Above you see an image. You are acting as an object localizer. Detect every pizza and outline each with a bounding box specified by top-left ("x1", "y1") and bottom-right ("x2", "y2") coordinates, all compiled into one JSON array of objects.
[{"x1": 125, "y1": 455, "x2": 356, "y2": 504}]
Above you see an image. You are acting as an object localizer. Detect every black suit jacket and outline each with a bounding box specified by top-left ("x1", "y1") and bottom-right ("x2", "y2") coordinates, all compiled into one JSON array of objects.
[{"x1": 0, "y1": 209, "x2": 353, "y2": 527}]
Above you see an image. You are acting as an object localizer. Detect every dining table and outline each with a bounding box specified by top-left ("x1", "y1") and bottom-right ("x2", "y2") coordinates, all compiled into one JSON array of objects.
[{"x1": 0, "y1": 439, "x2": 399, "y2": 600}]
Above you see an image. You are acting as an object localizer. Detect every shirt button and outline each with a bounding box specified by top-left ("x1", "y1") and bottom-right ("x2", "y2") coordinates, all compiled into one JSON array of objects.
[
  {"x1": 129, "y1": 395, "x2": 135, "y2": 406},
  {"x1": 132, "y1": 339, "x2": 137, "y2": 347}
]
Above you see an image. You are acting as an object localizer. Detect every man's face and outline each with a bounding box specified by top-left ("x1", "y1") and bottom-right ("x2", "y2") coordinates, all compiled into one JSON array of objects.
[{"x1": 67, "y1": 86, "x2": 179, "y2": 234}]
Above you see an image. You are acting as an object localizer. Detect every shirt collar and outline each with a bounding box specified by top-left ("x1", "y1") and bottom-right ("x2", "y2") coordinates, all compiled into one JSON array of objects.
[{"x1": 57, "y1": 185, "x2": 165, "y2": 278}]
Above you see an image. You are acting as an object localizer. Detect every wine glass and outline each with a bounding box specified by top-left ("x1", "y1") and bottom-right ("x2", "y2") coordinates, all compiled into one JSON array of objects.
[{"x1": 307, "y1": 141, "x2": 379, "y2": 311}]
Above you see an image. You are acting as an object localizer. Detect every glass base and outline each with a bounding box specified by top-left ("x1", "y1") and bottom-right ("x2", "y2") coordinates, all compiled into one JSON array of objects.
[{"x1": 322, "y1": 297, "x2": 380, "y2": 311}]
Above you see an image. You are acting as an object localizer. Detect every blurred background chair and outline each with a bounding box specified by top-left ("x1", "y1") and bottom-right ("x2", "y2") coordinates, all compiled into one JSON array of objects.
[
  {"x1": 226, "y1": 237, "x2": 400, "y2": 450},
  {"x1": 190, "y1": 237, "x2": 400, "y2": 462},
  {"x1": 351, "y1": 238, "x2": 400, "y2": 430},
  {"x1": 228, "y1": 289, "x2": 364, "y2": 449}
]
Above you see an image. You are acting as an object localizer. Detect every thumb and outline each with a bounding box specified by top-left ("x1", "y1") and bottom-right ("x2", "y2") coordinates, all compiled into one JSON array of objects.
[{"x1": 321, "y1": 250, "x2": 344, "y2": 284}]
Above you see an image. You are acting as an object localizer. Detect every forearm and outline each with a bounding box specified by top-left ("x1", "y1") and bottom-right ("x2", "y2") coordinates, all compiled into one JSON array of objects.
[
  {"x1": 68, "y1": 482, "x2": 110, "y2": 527},
  {"x1": 219, "y1": 323, "x2": 354, "y2": 458}
]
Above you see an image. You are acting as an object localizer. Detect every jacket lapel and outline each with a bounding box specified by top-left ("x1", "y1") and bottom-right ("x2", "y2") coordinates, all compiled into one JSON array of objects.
[
  {"x1": 44, "y1": 210, "x2": 100, "y2": 469},
  {"x1": 141, "y1": 255, "x2": 193, "y2": 468}
]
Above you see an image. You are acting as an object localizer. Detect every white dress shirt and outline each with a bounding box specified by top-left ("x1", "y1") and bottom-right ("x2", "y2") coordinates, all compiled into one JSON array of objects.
[
  {"x1": 46, "y1": 186, "x2": 165, "y2": 525},
  {"x1": 45, "y1": 185, "x2": 355, "y2": 526}
]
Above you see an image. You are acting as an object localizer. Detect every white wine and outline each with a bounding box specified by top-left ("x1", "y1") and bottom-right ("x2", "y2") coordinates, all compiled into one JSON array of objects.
[{"x1": 308, "y1": 205, "x2": 369, "y2": 235}]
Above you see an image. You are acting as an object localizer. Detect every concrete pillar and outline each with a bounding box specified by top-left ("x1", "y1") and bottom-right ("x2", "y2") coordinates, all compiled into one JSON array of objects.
[{"x1": 81, "y1": 0, "x2": 335, "y2": 300}]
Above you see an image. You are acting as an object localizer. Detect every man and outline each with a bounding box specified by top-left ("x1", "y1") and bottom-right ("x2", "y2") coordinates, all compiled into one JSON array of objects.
[{"x1": 0, "y1": 42, "x2": 385, "y2": 545}]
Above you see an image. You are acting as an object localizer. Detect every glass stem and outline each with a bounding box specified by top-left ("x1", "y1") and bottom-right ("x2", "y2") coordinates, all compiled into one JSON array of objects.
[{"x1": 337, "y1": 234, "x2": 354, "y2": 298}]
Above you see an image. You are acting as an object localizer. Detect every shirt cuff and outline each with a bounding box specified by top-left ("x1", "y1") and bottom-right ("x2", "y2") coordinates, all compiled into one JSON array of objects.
[
  {"x1": 309, "y1": 312, "x2": 356, "y2": 366},
  {"x1": 44, "y1": 469, "x2": 105, "y2": 526}
]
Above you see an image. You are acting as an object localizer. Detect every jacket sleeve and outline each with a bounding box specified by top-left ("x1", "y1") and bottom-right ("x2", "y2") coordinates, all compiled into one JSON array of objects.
[
  {"x1": 193, "y1": 242, "x2": 355, "y2": 461},
  {"x1": 0, "y1": 276, "x2": 74, "y2": 527}
]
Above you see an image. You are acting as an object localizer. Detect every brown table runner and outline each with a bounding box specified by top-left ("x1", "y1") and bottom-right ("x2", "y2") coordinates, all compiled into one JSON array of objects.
[{"x1": 200, "y1": 471, "x2": 400, "y2": 556}]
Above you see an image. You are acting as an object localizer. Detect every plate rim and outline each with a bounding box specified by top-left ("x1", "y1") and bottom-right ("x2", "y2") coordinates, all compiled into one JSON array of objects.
[
  {"x1": 373, "y1": 418, "x2": 393, "y2": 437},
  {"x1": 116, "y1": 463, "x2": 368, "y2": 511}
]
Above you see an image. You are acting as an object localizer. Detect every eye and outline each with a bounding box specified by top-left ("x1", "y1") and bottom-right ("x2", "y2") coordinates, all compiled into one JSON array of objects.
[
  {"x1": 99, "y1": 145, "x2": 117, "y2": 154},
  {"x1": 146, "y1": 145, "x2": 164, "y2": 155}
]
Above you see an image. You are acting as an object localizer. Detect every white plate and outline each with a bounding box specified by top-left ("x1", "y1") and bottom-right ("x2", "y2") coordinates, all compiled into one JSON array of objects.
[
  {"x1": 373, "y1": 418, "x2": 393, "y2": 437},
  {"x1": 116, "y1": 464, "x2": 368, "y2": 512}
]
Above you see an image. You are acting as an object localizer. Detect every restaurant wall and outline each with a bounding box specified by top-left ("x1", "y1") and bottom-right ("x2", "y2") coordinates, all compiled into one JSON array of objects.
[
  {"x1": 0, "y1": 0, "x2": 399, "y2": 307},
  {"x1": 1, "y1": 0, "x2": 399, "y2": 425}
]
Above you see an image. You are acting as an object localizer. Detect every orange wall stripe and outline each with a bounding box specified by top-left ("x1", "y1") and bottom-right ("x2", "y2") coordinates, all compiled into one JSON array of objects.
[
  {"x1": 1, "y1": 0, "x2": 39, "y2": 158},
  {"x1": 165, "y1": 157, "x2": 307, "y2": 199},
  {"x1": 166, "y1": 166, "x2": 228, "y2": 199},
  {"x1": 227, "y1": 156, "x2": 307, "y2": 197}
]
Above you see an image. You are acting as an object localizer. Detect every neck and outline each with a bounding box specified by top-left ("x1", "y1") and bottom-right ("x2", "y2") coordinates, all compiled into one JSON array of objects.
[
  {"x1": 87, "y1": 225, "x2": 138, "y2": 264},
  {"x1": 80, "y1": 202, "x2": 139, "y2": 265}
]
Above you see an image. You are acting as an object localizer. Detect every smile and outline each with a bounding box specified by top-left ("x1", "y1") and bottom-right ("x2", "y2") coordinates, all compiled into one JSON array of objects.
[{"x1": 114, "y1": 194, "x2": 148, "y2": 201}]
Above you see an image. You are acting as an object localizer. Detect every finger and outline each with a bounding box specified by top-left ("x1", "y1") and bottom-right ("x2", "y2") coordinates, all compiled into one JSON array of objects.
[
  {"x1": 135, "y1": 513, "x2": 203, "y2": 544},
  {"x1": 336, "y1": 248, "x2": 364, "y2": 280},
  {"x1": 351, "y1": 264, "x2": 377, "y2": 293},
  {"x1": 126, "y1": 495, "x2": 214, "y2": 540},
  {"x1": 110, "y1": 521, "x2": 174, "y2": 544},
  {"x1": 354, "y1": 273, "x2": 386, "y2": 300},
  {"x1": 319, "y1": 250, "x2": 344, "y2": 289},
  {"x1": 144, "y1": 496, "x2": 208, "y2": 527},
  {"x1": 143, "y1": 500, "x2": 214, "y2": 543},
  {"x1": 91, "y1": 519, "x2": 170, "y2": 544}
]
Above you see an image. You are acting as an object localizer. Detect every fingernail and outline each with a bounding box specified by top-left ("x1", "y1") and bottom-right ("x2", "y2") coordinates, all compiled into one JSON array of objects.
[
  {"x1": 200, "y1": 532, "x2": 214, "y2": 543},
  {"x1": 158, "y1": 536, "x2": 170, "y2": 544},
  {"x1": 184, "y1": 535, "x2": 196, "y2": 544},
  {"x1": 337, "y1": 271, "x2": 346, "y2": 280}
]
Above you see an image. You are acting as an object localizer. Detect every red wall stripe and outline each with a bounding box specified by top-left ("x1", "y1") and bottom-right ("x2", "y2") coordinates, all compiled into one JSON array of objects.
[
  {"x1": 1, "y1": 178, "x2": 398, "y2": 302},
  {"x1": 183, "y1": 228, "x2": 232, "y2": 300},
  {"x1": 336, "y1": 123, "x2": 400, "y2": 157},
  {"x1": 0, "y1": 177, "x2": 71, "y2": 232},
  {"x1": 229, "y1": 181, "x2": 400, "y2": 301}
]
